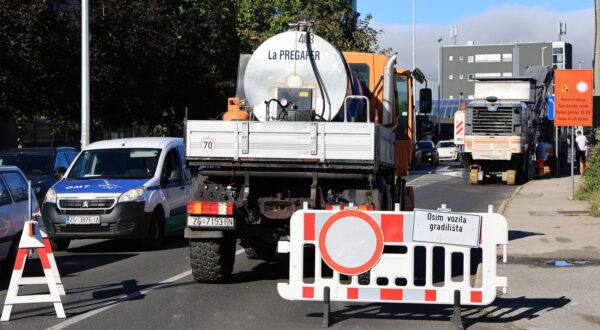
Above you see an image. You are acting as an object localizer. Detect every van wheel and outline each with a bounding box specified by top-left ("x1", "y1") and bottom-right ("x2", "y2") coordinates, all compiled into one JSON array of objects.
[
  {"x1": 50, "y1": 239, "x2": 70, "y2": 251},
  {"x1": 140, "y1": 210, "x2": 164, "y2": 250}
]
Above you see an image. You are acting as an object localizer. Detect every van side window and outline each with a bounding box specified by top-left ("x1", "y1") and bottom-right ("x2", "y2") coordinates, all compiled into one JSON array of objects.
[
  {"x1": 1, "y1": 172, "x2": 28, "y2": 202},
  {"x1": 161, "y1": 149, "x2": 182, "y2": 183},
  {"x1": 0, "y1": 178, "x2": 12, "y2": 205}
]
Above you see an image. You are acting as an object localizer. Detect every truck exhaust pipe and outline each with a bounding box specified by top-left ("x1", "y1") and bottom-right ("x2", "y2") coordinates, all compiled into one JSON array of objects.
[{"x1": 382, "y1": 53, "x2": 397, "y2": 125}]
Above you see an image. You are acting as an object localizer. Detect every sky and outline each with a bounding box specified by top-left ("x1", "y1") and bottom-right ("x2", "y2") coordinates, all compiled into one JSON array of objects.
[{"x1": 357, "y1": 0, "x2": 594, "y2": 82}]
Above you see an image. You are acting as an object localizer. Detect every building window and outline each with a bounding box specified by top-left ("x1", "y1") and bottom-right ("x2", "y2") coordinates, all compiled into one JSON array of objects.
[
  {"x1": 553, "y1": 54, "x2": 564, "y2": 63},
  {"x1": 448, "y1": 55, "x2": 453, "y2": 61},
  {"x1": 468, "y1": 56, "x2": 474, "y2": 63},
  {"x1": 459, "y1": 56, "x2": 464, "y2": 61},
  {"x1": 449, "y1": 95, "x2": 454, "y2": 99},
  {"x1": 468, "y1": 95, "x2": 474, "y2": 100},
  {"x1": 475, "y1": 54, "x2": 501, "y2": 63},
  {"x1": 467, "y1": 74, "x2": 474, "y2": 81},
  {"x1": 502, "y1": 72, "x2": 513, "y2": 77},
  {"x1": 475, "y1": 72, "x2": 501, "y2": 78},
  {"x1": 449, "y1": 74, "x2": 453, "y2": 80},
  {"x1": 459, "y1": 74, "x2": 464, "y2": 80},
  {"x1": 553, "y1": 47, "x2": 563, "y2": 54},
  {"x1": 502, "y1": 53, "x2": 512, "y2": 62}
]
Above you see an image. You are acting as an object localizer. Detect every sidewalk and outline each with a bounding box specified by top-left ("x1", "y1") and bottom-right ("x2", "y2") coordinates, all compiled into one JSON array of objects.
[{"x1": 502, "y1": 173, "x2": 600, "y2": 261}]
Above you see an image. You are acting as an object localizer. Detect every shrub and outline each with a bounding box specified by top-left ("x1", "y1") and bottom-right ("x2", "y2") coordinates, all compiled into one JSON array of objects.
[{"x1": 576, "y1": 127, "x2": 600, "y2": 200}]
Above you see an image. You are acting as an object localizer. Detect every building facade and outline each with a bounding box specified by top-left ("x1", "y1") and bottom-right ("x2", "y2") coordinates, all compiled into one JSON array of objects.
[{"x1": 440, "y1": 41, "x2": 572, "y2": 99}]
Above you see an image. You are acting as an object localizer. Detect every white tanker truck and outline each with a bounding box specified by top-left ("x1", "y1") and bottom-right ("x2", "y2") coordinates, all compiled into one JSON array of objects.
[{"x1": 183, "y1": 22, "x2": 430, "y2": 282}]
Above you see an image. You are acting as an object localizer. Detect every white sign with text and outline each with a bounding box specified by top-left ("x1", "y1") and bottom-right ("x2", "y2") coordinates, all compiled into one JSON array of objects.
[{"x1": 412, "y1": 209, "x2": 481, "y2": 247}]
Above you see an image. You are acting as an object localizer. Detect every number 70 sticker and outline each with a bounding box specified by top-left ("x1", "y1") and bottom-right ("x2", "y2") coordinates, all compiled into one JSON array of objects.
[{"x1": 201, "y1": 137, "x2": 216, "y2": 153}]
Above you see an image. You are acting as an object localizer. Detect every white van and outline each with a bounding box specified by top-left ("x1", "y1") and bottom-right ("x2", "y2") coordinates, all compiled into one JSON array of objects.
[
  {"x1": 42, "y1": 137, "x2": 189, "y2": 250},
  {"x1": 0, "y1": 166, "x2": 41, "y2": 274}
]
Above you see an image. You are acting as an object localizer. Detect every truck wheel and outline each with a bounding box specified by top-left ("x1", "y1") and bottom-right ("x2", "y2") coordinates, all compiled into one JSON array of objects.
[
  {"x1": 140, "y1": 211, "x2": 164, "y2": 250},
  {"x1": 190, "y1": 235, "x2": 236, "y2": 283},
  {"x1": 50, "y1": 238, "x2": 70, "y2": 251}
]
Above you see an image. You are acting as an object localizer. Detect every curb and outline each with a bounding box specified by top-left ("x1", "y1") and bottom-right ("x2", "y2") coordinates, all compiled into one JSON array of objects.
[{"x1": 498, "y1": 181, "x2": 529, "y2": 215}]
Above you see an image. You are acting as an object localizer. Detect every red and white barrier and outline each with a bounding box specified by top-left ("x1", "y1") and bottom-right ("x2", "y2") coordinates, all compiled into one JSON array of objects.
[
  {"x1": 278, "y1": 203, "x2": 508, "y2": 310},
  {"x1": 1, "y1": 220, "x2": 66, "y2": 321}
]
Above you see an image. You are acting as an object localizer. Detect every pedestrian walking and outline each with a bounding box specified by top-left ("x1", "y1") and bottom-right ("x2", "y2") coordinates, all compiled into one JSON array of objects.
[{"x1": 575, "y1": 131, "x2": 587, "y2": 174}]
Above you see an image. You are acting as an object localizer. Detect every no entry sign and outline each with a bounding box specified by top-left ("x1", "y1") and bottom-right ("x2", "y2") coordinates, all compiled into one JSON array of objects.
[{"x1": 555, "y1": 70, "x2": 593, "y2": 127}]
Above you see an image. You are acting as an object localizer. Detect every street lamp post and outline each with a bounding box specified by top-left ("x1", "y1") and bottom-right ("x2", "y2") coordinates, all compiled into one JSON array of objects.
[
  {"x1": 81, "y1": 0, "x2": 90, "y2": 148},
  {"x1": 437, "y1": 38, "x2": 443, "y2": 136},
  {"x1": 541, "y1": 46, "x2": 547, "y2": 67}
]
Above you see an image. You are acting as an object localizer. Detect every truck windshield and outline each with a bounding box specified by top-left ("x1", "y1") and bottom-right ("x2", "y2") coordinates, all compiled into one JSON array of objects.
[
  {"x1": 0, "y1": 152, "x2": 53, "y2": 176},
  {"x1": 67, "y1": 148, "x2": 161, "y2": 180}
]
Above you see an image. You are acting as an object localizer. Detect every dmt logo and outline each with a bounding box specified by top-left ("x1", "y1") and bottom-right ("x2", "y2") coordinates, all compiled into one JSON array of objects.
[{"x1": 64, "y1": 185, "x2": 91, "y2": 190}]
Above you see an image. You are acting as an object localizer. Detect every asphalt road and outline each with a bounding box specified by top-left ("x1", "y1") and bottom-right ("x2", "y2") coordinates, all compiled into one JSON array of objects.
[{"x1": 0, "y1": 162, "x2": 522, "y2": 329}]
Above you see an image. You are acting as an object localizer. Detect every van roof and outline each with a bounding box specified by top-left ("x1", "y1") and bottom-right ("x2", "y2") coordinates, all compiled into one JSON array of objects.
[{"x1": 84, "y1": 137, "x2": 182, "y2": 151}]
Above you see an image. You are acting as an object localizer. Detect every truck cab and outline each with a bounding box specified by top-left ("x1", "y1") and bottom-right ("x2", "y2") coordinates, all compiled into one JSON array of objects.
[{"x1": 42, "y1": 137, "x2": 189, "y2": 250}]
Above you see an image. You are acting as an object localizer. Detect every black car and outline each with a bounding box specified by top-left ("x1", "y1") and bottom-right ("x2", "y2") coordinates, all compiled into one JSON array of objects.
[
  {"x1": 0, "y1": 147, "x2": 79, "y2": 201},
  {"x1": 417, "y1": 140, "x2": 439, "y2": 166}
]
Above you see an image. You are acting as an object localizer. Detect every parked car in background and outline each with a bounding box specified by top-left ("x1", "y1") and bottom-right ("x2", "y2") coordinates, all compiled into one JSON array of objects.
[
  {"x1": 417, "y1": 140, "x2": 439, "y2": 165},
  {"x1": 436, "y1": 140, "x2": 458, "y2": 161},
  {"x1": 0, "y1": 147, "x2": 79, "y2": 202},
  {"x1": 42, "y1": 137, "x2": 189, "y2": 251},
  {"x1": 0, "y1": 166, "x2": 41, "y2": 276}
]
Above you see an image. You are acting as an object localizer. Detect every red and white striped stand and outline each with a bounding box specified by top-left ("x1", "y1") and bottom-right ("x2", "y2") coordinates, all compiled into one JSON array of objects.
[{"x1": 1, "y1": 220, "x2": 66, "y2": 321}]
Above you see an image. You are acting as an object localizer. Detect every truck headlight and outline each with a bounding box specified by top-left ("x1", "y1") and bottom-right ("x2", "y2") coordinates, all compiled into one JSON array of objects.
[
  {"x1": 44, "y1": 187, "x2": 56, "y2": 204},
  {"x1": 119, "y1": 187, "x2": 145, "y2": 202}
]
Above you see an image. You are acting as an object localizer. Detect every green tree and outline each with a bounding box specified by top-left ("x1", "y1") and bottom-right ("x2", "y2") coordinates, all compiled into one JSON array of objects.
[{"x1": 236, "y1": 0, "x2": 383, "y2": 53}]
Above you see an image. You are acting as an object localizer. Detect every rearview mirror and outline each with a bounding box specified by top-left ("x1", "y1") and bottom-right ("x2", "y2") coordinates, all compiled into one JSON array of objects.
[{"x1": 419, "y1": 88, "x2": 432, "y2": 113}]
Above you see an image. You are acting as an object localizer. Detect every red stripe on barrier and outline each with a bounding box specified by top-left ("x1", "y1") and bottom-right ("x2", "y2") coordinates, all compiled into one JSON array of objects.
[
  {"x1": 43, "y1": 237, "x2": 53, "y2": 254},
  {"x1": 38, "y1": 248, "x2": 51, "y2": 269},
  {"x1": 347, "y1": 288, "x2": 358, "y2": 299},
  {"x1": 381, "y1": 214, "x2": 403, "y2": 242},
  {"x1": 455, "y1": 127, "x2": 464, "y2": 135},
  {"x1": 304, "y1": 213, "x2": 315, "y2": 241},
  {"x1": 302, "y1": 286, "x2": 314, "y2": 299},
  {"x1": 13, "y1": 249, "x2": 28, "y2": 270},
  {"x1": 380, "y1": 288, "x2": 403, "y2": 300},
  {"x1": 471, "y1": 291, "x2": 482, "y2": 303},
  {"x1": 425, "y1": 290, "x2": 437, "y2": 301}
]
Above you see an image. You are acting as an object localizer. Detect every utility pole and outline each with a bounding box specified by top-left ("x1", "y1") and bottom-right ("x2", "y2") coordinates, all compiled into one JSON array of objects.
[
  {"x1": 81, "y1": 0, "x2": 90, "y2": 148},
  {"x1": 595, "y1": 0, "x2": 600, "y2": 96}
]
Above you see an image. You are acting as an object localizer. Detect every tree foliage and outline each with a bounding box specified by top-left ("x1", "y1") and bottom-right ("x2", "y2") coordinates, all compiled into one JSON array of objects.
[{"x1": 0, "y1": 0, "x2": 385, "y2": 143}]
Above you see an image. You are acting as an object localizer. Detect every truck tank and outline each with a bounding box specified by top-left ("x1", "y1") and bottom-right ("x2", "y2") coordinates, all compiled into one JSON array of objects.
[{"x1": 243, "y1": 30, "x2": 364, "y2": 121}]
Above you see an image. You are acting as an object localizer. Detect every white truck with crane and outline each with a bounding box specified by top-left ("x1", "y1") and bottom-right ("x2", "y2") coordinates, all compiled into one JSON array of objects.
[{"x1": 182, "y1": 21, "x2": 430, "y2": 282}]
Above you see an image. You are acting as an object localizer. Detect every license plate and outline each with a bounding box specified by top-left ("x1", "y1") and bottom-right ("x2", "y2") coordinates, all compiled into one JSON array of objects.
[
  {"x1": 187, "y1": 216, "x2": 235, "y2": 228},
  {"x1": 66, "y1": 215, "x2": 100, "y2": 225}
]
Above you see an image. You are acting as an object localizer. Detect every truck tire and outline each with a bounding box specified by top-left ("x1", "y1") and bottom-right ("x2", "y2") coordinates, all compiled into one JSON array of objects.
[
  {"x1": 140, "y1": 210, "x2": 164, "y2": 250},
  {"x1": 190, "y1": 235, "x2": 236, "y2": 283},
  {"x1": 50, "y1": 238, "x2": 70, "y2": 251}
]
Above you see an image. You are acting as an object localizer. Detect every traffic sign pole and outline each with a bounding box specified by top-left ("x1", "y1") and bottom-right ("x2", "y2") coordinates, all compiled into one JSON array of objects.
[{"x1": 571, "y1": 127, "x2": 574, "y2": 200}]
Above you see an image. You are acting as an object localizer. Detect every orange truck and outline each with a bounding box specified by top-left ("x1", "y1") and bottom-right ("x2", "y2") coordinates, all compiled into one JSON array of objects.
[{"x1": 183, "y1": 21, "x2": 430, "y2": 282}]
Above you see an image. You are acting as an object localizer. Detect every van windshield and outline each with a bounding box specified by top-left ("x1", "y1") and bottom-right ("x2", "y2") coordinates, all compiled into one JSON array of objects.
[{"x1": 67, "y1": 148, "x2": 161, "y2": 180}]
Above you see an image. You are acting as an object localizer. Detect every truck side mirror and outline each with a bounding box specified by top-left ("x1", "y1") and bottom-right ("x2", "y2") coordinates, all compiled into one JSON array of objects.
[{"x1": 419, "y1": 88, "x2": 432, "y2": 113}]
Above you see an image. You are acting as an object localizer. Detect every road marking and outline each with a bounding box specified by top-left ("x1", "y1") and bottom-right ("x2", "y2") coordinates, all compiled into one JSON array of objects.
[
  {"x1": 46, "y1": 248, "x2": 246, "y2": 330},
  {"x1": 406, "y1": 174, "x2": 455, "y2": 188}
]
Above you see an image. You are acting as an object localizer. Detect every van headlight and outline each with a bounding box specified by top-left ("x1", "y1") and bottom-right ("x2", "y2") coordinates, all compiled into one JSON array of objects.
[
  {"x1": 44, "y1": 187, "x2": 57, "y2": 204},
  {"x1": 119, "y1": 187, "x2": 145, "y2": 202}
]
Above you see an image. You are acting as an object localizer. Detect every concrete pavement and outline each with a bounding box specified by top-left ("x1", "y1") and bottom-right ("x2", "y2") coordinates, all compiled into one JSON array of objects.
[{"x1": 502, "y1": 173, "x2": 600, "y2": 261}]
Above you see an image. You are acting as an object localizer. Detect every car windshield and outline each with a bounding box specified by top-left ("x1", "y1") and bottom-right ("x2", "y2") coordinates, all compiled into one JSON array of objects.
[
  {"x1": 417, "y1": 141, "x2": 433, "y2": 150},
  {"x1": 0, "y1": 152, "x2": 53, "y2": 176},
  {"x1": 67, "y1": 148, "x2": 161, "y2": 180},
  {"x1": 437, "y1": 142, "x2": 455, "y2": 148}
]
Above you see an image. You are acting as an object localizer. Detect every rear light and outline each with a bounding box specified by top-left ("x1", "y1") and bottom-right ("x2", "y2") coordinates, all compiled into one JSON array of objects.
[
  {"x1": 187, "y1": 201, "x2": 234, "y2": 215},
  {"x1": 324, "y1": 204, "x2": 374, "y2": 211}
]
